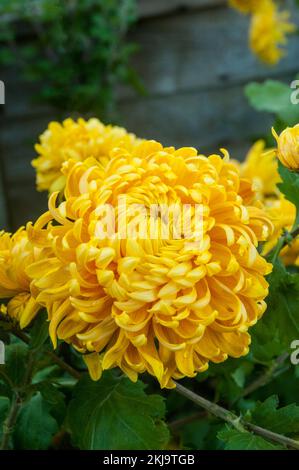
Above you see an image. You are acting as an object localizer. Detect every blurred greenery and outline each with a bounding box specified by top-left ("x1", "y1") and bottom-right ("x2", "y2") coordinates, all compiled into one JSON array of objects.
[{"x1": 0, "y1": 0, "x2": 142, "y2": 118}]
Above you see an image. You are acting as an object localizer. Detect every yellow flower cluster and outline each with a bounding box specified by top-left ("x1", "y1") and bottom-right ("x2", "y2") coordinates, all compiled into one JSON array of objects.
[
  {"x1": 0, "y1": 229, "x2": 42, "y2": 328},
  {"x1": 230, "y1": 0, "x2": 295, "y2": 65},
  {"x1": 32, "y1": 118, "x2": 140, "y2": 194},
  {"x1": 1, "y1": 138, "x2": 272, "y2": 388}
]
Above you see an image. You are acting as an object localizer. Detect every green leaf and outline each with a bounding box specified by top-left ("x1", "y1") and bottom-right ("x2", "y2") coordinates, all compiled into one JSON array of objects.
[
  {"x1": 14, "y1": 392, "x2": 58, "y2": 449},
  {"x1": 252, "y1": 396, "x2": 299, "y2": 435},
  {"x1": 0, "y1": 396, "x2": 10, "y2": 442},
  {"x1": 35, "y1": 382, "x2": 66, "y2": 426},
  {"x1": 251, "y1": 258, "x2": 299, "y2": 361},
  {"x1": 217, "y1": 425, "x2": 283, "y2": 450},
  {"x1": 0, "y1": 342, "x2": 28, "y2": 387},
  {"x1": 245, "y1": 80, "x2": 299, "y2": 125},
  {"x1": 67, "y1": 372, "x2": 169, "y2": 450},
  {"x1": 180, "y1": 419, "x2": 211, "y2": 450},
  {"x1": 278, "y1": 162, "x2": 299, "y2": 227},
  {"x1": 29, "y1": 310, "x2": 49, "y2": 350}
]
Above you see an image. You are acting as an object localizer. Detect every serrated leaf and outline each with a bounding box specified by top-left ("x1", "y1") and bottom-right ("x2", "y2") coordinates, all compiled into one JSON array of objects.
[
  {"x1": 278, "y1": 162, "x2": 299, "y2": 227},
  {"x1": 67, "y1": 372, "x2": 169, "y2": 450},
  {"x1": 245, "y1": 80, "x2": 299, "y2": 125},
  {"x1": 14, "y1": 392, "x2": 58, "y2": 449},
  {"x1": 252, "y1": 396, "x2": 299, "y2": 435},
  {"x1": 217, "y1": 425, "x2": 284, "y2": 450}
]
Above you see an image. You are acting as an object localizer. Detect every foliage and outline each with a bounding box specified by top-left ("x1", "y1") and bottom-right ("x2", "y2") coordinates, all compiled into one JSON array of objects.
[{"x1": 0, "y1": 0, "x2": 141, "y2": 118}]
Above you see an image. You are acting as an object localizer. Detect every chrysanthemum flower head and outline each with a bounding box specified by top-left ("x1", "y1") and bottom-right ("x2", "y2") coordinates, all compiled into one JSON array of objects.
[
  {"x1": 0, "y1": 228, "x2": 42, "y2": 328},
  {"x1": 26, "y1": 140, "x2": 273, "y2": 388},
  {"x1": 273, "y1": 124, "x2": 299, "y2": 171},
  {"x1": 249, "y1": 0, "x2": 295, "y2": 65},
  {"x1": 32, "y1": 118, "x2": 140, "y2": 194}
]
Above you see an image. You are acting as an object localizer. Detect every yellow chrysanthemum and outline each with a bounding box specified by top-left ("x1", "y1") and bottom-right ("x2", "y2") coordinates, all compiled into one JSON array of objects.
[
  {"x1": 32, "y1": 118, "x2": 140, "y2": 193},
  {"x1": 273, "y1": 124, "x2": 299, "y2": 170},
  {"x1": 237, "y1": 140, "x2": 296, "y2": 253},
  {"x1": 229, "y1": 0, "x2": 260, "y2": 14},
  {"x1": 0, "y1": 228, "x2": 42, "y2": 328},
  {"x1": 249, "y1": 0, "x2": 295, "y2": 65},
  {"x1": 238, "y1": 140, "x2": 279, "y2": 200},
  {"x1": 26, "y1": 140, "x2": 272, "y2": 388}
]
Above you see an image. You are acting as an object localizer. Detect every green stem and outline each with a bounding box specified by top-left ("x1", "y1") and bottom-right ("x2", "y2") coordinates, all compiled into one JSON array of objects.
[
  {"x1": 241, "y1": 352, "x2": 289, "y2": 398},
  {"x1": 174, "y1": 381, "x2": 299, "y2": 450},
  {"x1": 0, "y1": 393, "x2": 23, "y2": 450},
  {"x1": 8, "y1": 322, "x2": 81, "y2": 380}
]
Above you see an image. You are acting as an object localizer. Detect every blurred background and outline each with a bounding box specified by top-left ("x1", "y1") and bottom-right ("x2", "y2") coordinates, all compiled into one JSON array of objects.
[{"x1": 0, "y1": 0, "x2": 298, "y2": 231}]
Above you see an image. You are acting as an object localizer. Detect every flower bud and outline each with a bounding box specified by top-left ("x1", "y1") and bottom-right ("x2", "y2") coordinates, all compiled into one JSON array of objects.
[{"x1": 273, "y1": 125, "x2": 299, "y2": 170}]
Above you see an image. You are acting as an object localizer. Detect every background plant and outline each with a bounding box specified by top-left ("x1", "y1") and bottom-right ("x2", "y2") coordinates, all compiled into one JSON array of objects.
[{"x1": 0, "y1": 0, "x2": 141, "y2": 118}]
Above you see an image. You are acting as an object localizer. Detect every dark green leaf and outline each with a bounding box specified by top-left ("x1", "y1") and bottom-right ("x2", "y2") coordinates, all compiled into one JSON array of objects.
[
  {"x1": 67, "y1": 372, "x2": 169, "y2": 450},
  {"x1": 218, "y1": 425, "x2": 283, "y2": 450},
  {"x1": 252, "y1": 396, "x2": 299, "y2": 435},
  {"x1": 0, "y1": 396, "x2": 10, "y2": 442},
  {"x1": 14, "y1": 392, "x2": 58, "y2": 449},
  {"x1": 29, "y1": 310, "x2": 49, "y2": 350},
  {"x1": 251, "y1": 258, "x2": 299, "y2": 361},
  {"x1": 1, "y1": 343, "x2": 28, "y2": 387}
]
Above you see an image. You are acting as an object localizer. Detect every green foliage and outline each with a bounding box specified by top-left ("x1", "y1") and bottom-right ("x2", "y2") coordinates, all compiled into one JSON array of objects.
[
  {"x1": 14, "y1": 392, "x2": 58, "y2": 449},
  {"x1": 245, "y1": 80, "x2": 299, "y2": 126},
  {"x1": 217, "y1": 426, "x2": 283, "y2": 450},
  {"x1": 278, "y1": 162, "x2": 299, "y2": 226},
  {"x1": 251, "y1": 256, "x2": 299, "y2": 361},
  {"x1": 0, "y1": 0, "x2": 140, "y2": 117},
  {"x1": 67, "y1": 372, "x2": 169, "y2": 450},
  {"x1": 251, "y1": 396, "x2": 299, "y2": 435}
]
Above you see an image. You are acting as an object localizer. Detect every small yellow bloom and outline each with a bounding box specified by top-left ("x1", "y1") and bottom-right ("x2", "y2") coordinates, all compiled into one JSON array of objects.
[
  {"x1": 249, "y1": 0, "x2": 295, "y2": 65},
  {"x1": 32, "y1": 118, "x2": 140, "y2": 194},
  {"x1": 238, "y1": 140, "x2": 279, "y2": 200},
  {"x1": 229, "y1": 0, "x2": 260, "y2": 14},
  {"x1": 237, "y1": 140, "x2": 296, "y2": 254},
  {"x1": 273, "y1": 124, "x2": 299, "y2": 170},
  {"x1": 26, "y1": 140, "x2": 273, "y2": 388},
  {"x1": 0, "y1": 228, "x2": 43, "y2": 328}
]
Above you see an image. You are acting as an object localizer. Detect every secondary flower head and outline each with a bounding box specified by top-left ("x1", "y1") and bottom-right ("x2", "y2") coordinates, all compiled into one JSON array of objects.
[
  {"x1": 0, "y1": 228, "x2": 42, "y2": 328},
  {"x1": 273, "y1": 124, "x2": 299, "y2": 170},
  {"x1": 249, "y1": 0, "x2": 295, "y2": 65},
  {"x1": 229, "y1": 0, "x2": 260, "y2": 14},
  {"x1": 238, "y1": 140, "x2": 279, "y2": 200},
  {"x1": 237, "y1": 140, "x2": 296, "y2": 254},
  {"x1": 27, "y1": 140, "x2": 272, "y2": 388},
  {"x1": 32, "y1": 118, "x2": 140, "y2": 194}
]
